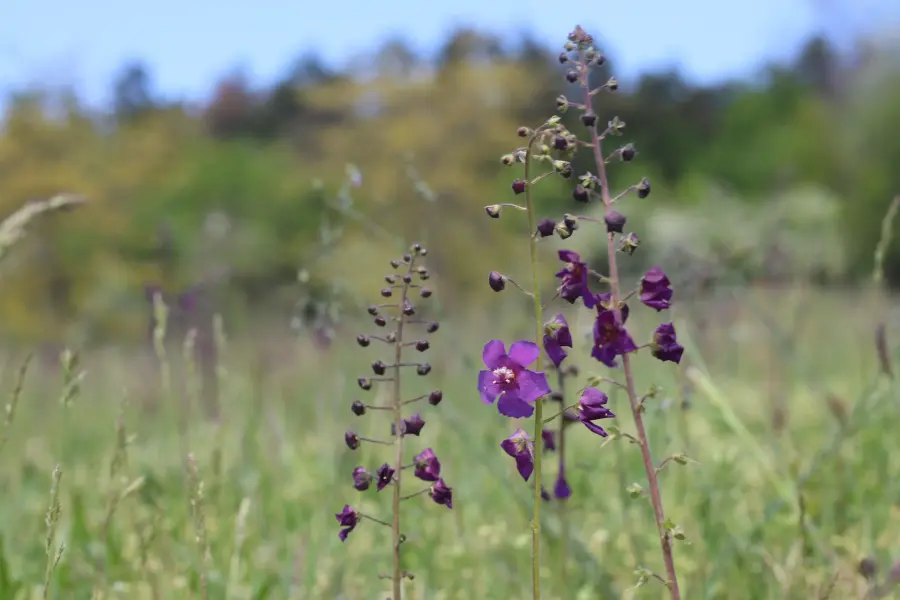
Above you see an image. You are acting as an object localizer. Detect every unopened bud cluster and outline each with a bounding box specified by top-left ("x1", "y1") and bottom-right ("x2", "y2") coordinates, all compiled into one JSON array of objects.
[{"x1": 336, "y1": 243, "x2": 452, "y2": 566}]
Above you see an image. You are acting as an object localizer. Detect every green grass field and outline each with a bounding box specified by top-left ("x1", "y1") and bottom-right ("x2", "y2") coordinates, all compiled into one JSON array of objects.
[{"x1": 1, "y1": 286, "x2": 898, "y2": 600}]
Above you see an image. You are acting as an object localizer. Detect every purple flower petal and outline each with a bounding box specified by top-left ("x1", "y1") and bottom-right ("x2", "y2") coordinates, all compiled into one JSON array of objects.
[
  {"x1": 514, "y1": 453, "x2": 534, "y2": 481},
  {"x1": 497, "y1": 393, "x2": 535, "y2": 418},
  {"x1": 478, "y1": 370, "x2": 500, "y2": 404},
  {"x1": 482, "y1": 340, "x2": 506, "y2": 369},
  {"x1": 508, "y1": 340, "x2": 540, "y2": 367},
  {"x1": 516, "y1": 370, "x2": 551, "y2": 403}
]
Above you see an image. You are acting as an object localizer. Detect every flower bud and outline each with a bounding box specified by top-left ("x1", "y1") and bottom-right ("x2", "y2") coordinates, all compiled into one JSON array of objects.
[
  {"x1": 555, "y1": 222, "x2": 574, "y2": 240},
  {"x1": 563, "y1": 214, "x2": 578, "y2": 232},
  {"x1": 556, "y1": 95, "x2": 569, "y2": 112},
  {"x1": 374, "y1": 315, "x2": 387, "y2": 327},
  {"x1": 619, "y1": 144, "x2": 636, "y2": 162},
  {"x1": 485, "y1": 204, "x2": 502, "y2": 219},
  {"x1": 517, "y1": 126, "x2": 532, "y2": 138},
  {"x1": 420, "y1": 288, "x2": 432, "y2": 298},
  {"x1": 390, "y1": 259, "x2": 400, "y2": 268},
  {"x1": 637, "y1": 177, "x2": 651, "y2": 199},
  {"x1": 557, "y1": 52, "x2": 569, "y2": 64},
  {"x1": 565, "y1": 69, "x2": 579, "y2": 84},
  {"x1": 511, "y1": 179, "x2": 527, "y2": 195},
  {"x1": 352, "y1": 467, "x2": 372, "y2": 491},
  {"x1": 402, "y1": 301, "x2": 415, "y2": 316},
  {"x1": 426, "y1": 322, "x2": 439, "y2": 333},
  {"x1": 489, "y1": 271, "x2": 506, "y2": 292},
  {"x1": 619, "y1": 232, "x2": 641, "y2": 255},
  {"x1": 605, "y1": 210, "x2": 627, "y2": 233},
  {"x1": 606, "y1": 77, "x2": 619, "y2": 91},
  {"x1": 371, "y1": 361, "x2": 387, "y2": 375},
  {"x1": 356, "y1": 334, "x2": 370, "y2": 347},
  {"x1": 553, "y1": 135, "x2": 568, "y2": 151},
  {"x1": 351, "y1": 401, "x2": 366, "y2": 416},
  {"x1": 345, "y1": 431, "x2": 360, "y2": 450},
  {"x1": 501, "y1": 154, "x2": 515, "y2": 166},
  {"x1": 416, "y1": 364, "x2": 432, "y2": 376},
  {"x1": 536, "y1": 219, "x2": 556, "y2": 238},
  {"x1": 384, "y1": 275, "x2": 396, "y2": 284},
  {"x1": 402, "y1": 274, "x2": 412, "y2": 284},
  {"x1": 380, "y1": 288, "x2": 393, "y2": 298},
  {"x1": 358, "y1": 377, "x2": 372, "y2": 391},
  {"x1": 367, "y1": 305, "x2": 379, "y2": 316},
  {"x1": 572, "y1": 185, "x2": 589, "y2": 203},
  {"x1": 428, "y1": 390, "x2": 443, "y2": 406},
  {"x1": 581, "y1": 111, "x2": 597, "y2": 127},
  {"x1": 416, "y1": 340, "x2": 430, "y2": 352}
]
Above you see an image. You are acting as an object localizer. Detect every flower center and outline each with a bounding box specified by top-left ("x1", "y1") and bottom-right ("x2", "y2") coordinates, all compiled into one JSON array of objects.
[
  {"x1": 598, "y1": 323, "x2": 617, "y2": 344},
  {"x1": 492, "y1": 366, "x2": 516, "y2": 387}
]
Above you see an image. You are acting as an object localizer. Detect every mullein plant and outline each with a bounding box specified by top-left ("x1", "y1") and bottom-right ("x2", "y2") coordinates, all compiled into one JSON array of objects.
[
  {"x1": 336, "y1": 243, "x2": 451, "y2": 600},
  {"x1": 482, "y1": 26, "x2": 686, "y2": 599}
]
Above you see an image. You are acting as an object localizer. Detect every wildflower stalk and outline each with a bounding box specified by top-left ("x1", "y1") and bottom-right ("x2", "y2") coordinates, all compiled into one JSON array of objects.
[
  {"x1": 555, "y1": 369, "x2": 569, "y2": 590},
  {"x1": 584, "y1": 71, "x2": 682, "y2": 599},
  {"x1": 524, "y1": 131, "x2": 548, "y2": 600},
  {"x1": 390, "y1": 259, "x2": 416, "y2": 600}
]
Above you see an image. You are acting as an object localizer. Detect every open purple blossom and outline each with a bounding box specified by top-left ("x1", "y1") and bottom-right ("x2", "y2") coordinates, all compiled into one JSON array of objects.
[
  {"x1": 543, "y1": 314, "x2": 573, "y2": 367},
  {"x1": 591, "y1": 308, "x2": 638, "y2": 367},
  {"x1": 542, "y1": 428, "x2": 556, "y2": 452},
  {"x1": 403, "y1": 413, "x2": 425, "y2": 436},
  {"x1": 501, "y1": 428, "x2": 535, "y2": 481},
  {"x1": 352, "y1": 467, "x2": 372, "y2": 491},
  {"x1": 335, "y1": 505, "x2": 359, "y2": 541},
  {"x1": 554, "y1": 464, "x2": 571, "y2": 499},
  {"x1": 651, "y1": 322, "x2": 685, "y2": 364},
  {"x1": 376, "y1": 463, "x2": 395, "y2": 491},
  {"x1": 413, "y1": 448, "x2": 442, "y2": 482},
  {"x1": 477, "y1": 340, "x2": 551, "y2": 418},
  {"x1": 640, "y1": 266, "x2": 673, "y2": 311},
  {"x1": 430, "y1": 479, "x2": 453, "y2": 509},
  {"x1": 578, "y1": 387, "x2": 616, "y2": 437},
  {"x1": 556, "y1": 250, "x2": 597, "y2": 307}
]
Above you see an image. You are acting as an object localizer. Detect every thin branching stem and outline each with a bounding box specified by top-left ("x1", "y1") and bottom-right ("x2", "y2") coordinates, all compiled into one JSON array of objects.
[{"x1": 583, "y1": 62, "x2": 682, "y2": 599}]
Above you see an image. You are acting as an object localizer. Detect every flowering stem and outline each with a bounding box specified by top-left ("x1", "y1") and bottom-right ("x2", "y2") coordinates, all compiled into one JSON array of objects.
[
  {"x1": 542, "y1": 403, "x2": 578, "y2": 424},
  {"x1": 524, "y1": 130, "x2": 548, "y2": 600},
  {"x1": 584, "y1": 76, "x2": 682, "y2": 599},
  {"x1": 390, "y1": 257, "x2": 415, "y2": 600},
  {"x1": 555, "y1": 369, "x2": 569, "y2": 594}
]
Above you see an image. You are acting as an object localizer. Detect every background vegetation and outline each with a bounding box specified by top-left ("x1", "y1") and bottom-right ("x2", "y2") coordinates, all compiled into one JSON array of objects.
[{"x1": 0, "y1": 25, "x2": 899, "y2": 600}]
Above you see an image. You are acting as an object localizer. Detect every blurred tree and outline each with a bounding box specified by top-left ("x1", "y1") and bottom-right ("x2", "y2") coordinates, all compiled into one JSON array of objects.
[{"x1": 112, "y1": 61, "x2": 158, "y2": 122}]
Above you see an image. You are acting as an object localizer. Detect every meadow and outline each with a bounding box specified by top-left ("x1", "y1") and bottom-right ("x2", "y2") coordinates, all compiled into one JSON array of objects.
[{"x1": 0, "y1": 281, "x2": 897, "y2": 600}]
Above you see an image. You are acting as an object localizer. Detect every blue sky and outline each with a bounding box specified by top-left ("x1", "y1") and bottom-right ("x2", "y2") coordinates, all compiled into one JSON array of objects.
[{"x1": 0, "y1": 0, "x2": 897, "y2": 109}]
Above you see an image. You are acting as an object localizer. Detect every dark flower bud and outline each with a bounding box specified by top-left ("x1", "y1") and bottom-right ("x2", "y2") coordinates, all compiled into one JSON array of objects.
[
  {"x1": 428, "y1": 390, "x2": 443, "y2": 405},
  {"x1": 352, "y1": 467, "x2": 372, "y2": 491},
  {"x1": 572, "y1": 185, "x2": 589, "y2": 203},
  {"x1": 416, "y1": 364, "x2": 432, "y2": 376},
  {"x1": 511, "y1": 179, "x2": 527, "y2": 195},
  {"x1": 356, "y1": 334, "x2": 370, "y2": 347},
  {"x1": 619, "y1": 144, "x2": 636, "y2": 162},
  {"x1": 386, "y1": 332, "x2": 397, "y2": 343},
  {"x1": 540, "y1": 486, "x2": 551, "y2": 501},
  {"x1": 619, "y1": 232, "x2": 641, "y2": 255},
  {"x1": 390, "y1": 259, "x2": 401, "y2": 269},
  {"x1": 426, "y1": 322, "x2": 439, "y2": 333},
  {"x1": 367, "y1": 305, "x2": 379, "y2": 316},
  {"x1": 381, "y1": 288, "x2": 392, "y2": 298},
  {"x1": 563, "y1": 214, "x2": 578, "y2": 232},
  {"x1": 605, "y1": 210, "x2": 627, "y2": 233},
  {"x1": 371, "y1": 360, "x2": 387, "y2": 375},
  {"x1": 402, "y1": 301, "x2": 415, "y2": 316},
  {"x1": 358, "y1": 377, "x2": 372, "y2": 390},
  {"x1": 384, "y1": 275, "x2": 396, "y2": 284},
  {"x1": 402, "y1": 413, "x2": 425, "y2": 436},
  {"x1": 351, "y1": 400, "x2": 366, "y2": 416},
  {"x1": 588, "y1": 54, "x2": 606, "y2": 68},
  {"x1": 606, "y1": 77, "x2": 618, "y2": 91},
  {"x1": 558, "y1": 52, "x2": 569, "y2": 64},
  {"x1": 485, "y1": 204, "x2": 502, "y2": 219},
  {"x1": 581, "y1": 111, "x2": 597, "y2": 127},
  {"x1": 374, "y1": 316, "x2": 387, "y2": 327},
  {"x1": 397, "y1": 275, "x2": 408, "y2": 285},
  {"x1": 420, "y1": 288, "x2": 432, "y2": 298},
  {"x1": 554, "y1": 135, "x2": 568, "y2": 151},
  {"x1": 416, "y1": 340, "x2": 430, "y2": 352},
  {"x1": 412, "y1": 242, "x2": 422, "y2": 253},
  {"x1": 489, "y1": 271, "x2": 506, "y2": 292},
  {"x1": 637, "y1": 177, "x2": 651, "y2": 199},
  {"x1": 501, "y1": 154, "x2": 515, "y2": 166},
  {"x1": 556, "y1": 95, "x2": 569, "y2": 112},
  {"x1": 550, "y1": 391, "x2": 564, "y2": 402},
  {"x1": 858, "y1": 557, "x2": 878, "y2": 581},
  {"x1": 402, "y1": 253, "x2": 412, "y2": 263},
  {"x1": 345, "y1": 431, "x2": 360, "y2": 450},
  {"x1": 376, "y1": 463, "x2": 395, "y2": 491},
  {"x1": 517, "y1": 126, "x2": 532, "y2": 138},
  {"x1": 565, "y1": 69, "x2": 579, "y2": 83},
  {"x1": 536, "y1": 219, "x2": 556, "y2": 238}
]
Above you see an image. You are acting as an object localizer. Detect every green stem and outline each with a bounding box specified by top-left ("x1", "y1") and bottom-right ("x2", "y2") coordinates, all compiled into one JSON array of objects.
[
  {"x1": 524, "y1": 130, "x2": 547, "y2": 600},
  {"x1": 556, "y1": 369, "x2": 569, "y2": 595}
]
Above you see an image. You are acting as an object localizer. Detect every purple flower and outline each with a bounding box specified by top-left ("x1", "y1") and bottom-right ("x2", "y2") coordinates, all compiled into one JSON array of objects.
[
  {"x1": 554, "y1": 465, "x2": 571, "y2": 499},
  {"x1": 477, "y1": 340, "x2": 551, "y2": 418},
  {"x1": 352, "y1": 467, "x2": 372, "y2": 491},
  {"x1": 542, "y1": 428, "x2": 556, "y2": 452},
  {"x1": 430, "y1": 479, "x2": 453, "y2": 509},
  {"x1": 403, "y1": 413, "x2": 425, "y2": 436},
  {"x1": 345, "y1": 431, "x2": 360, "y2": 450},
  {"x1": 413, "y1": 448, "x2": 442, "y2": 482},
  {"x1": 501, "y1": 428, "x2": 535, "y2": 481},
  {"x1": 591, "y1": 308, "x2": 638, "y2": 367},
  {"x1": 543, "y1": 314, "x2": 573, "y2": 368},
  {"x1": 578, "y1": 387, "x2": 616, "y2": 437},
  {"x1": 335, "y1": 505, "x2": 359, "y2": 541},
  {"x1": 640, "y1": 266, "x2": 673, "y2": 311},
  {"x1": 555, "y1": 250, "x2": 597, "y2": 308},
  {"x1": 652, "y1": 322, "x2": 685, "y2": 364},
  {"x1": 376, "y1": 463, "x2": 395, "y2": 491}
]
